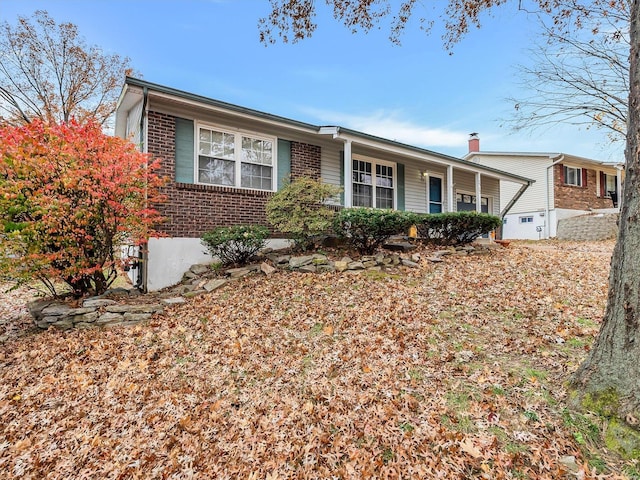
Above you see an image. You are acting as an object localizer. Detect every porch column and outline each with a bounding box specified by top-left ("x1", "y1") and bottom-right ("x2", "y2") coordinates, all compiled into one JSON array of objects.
[
  {"x1": 616, "y1": 166, "x2": 624, "y2": 208},
  {"x1": 475, "y1": 172, "x2": 482, "y2": 213},
  {"x1": 344, "y1": 140, "x2": 352, "y2": 207},
  {"x1": 447, "y1": 165, "x2": 454, "y2": 212}
]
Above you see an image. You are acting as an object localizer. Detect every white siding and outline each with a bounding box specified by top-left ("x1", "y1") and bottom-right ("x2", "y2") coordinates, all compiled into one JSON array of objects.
[
  {"x1": 320, "y1": 142, "x2": 342, "y2": 188},
  {"x1": 126, "y1": 100, "x2": 143, "y2": 149},
  {"x1": 453, "y1": 170, "x2": 501, "y2": 215},
  {"x1": 468, "y1": 154, "x2": 551, "y2": 214}
]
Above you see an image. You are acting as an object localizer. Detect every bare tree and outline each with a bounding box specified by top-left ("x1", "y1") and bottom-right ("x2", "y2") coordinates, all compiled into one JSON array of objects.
[
  {"x1": 509, "y1": 6, "x2": 629, "y2": 144},
  {"x1": 0, "y1": 10, "x2": 133, "y2": 126},
  {"x1": 259, "y1": 0, "x2": 640, "y2": 454}
]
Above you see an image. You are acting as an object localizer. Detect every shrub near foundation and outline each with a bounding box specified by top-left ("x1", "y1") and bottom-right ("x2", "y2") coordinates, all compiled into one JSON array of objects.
[
  {"x1": 415, "y1": 211, "x2": 502, "y2": 246},
  {"x1": 266, "y1": 176, "x2": 342, "y2": 251},
  {"x1": 333, "y1": 208, "x2": 417, "y2": 255},
  {"x1": 201, "y1": 225, "x2": 270, "y2": 266}
]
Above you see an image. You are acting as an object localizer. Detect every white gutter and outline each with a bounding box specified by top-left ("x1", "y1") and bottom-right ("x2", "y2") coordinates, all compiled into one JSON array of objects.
[{"x1": 545, "y1": 154, "x2": 564, "y2": 239}]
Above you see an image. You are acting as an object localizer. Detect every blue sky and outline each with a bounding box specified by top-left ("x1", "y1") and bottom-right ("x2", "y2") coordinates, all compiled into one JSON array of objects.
[{"x1": 0, "y1": 0, "x2": 623, "y2": 161}]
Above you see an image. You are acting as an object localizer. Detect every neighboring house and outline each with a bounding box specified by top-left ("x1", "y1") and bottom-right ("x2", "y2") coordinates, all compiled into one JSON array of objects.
[
  {"x1": 464, "y1": 134, "x2": 624, "y2": 240},
  {"x1": 115, "y1": 78, "x2": 533, "y2": 291}
]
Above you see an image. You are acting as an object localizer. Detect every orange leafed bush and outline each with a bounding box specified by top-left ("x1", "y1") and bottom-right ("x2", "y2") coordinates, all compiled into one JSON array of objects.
[{"x1": 0, "y1": 119, "x2": 165, "y2": 297}]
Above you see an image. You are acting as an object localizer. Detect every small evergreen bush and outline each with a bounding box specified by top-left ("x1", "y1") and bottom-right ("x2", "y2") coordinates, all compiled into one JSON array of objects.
[
  {"x1": 414, "y1": 211, "x2": 501, "y2": 246},
  {"x1": 266, "y1": 176, "x2": 342, "y2": 251},
  {"x1": 201, "y1": 225, "x2": 270, "y2": 266},
  {"x1": 333, "y1": 208, "x2": 417, "y2": 255}
]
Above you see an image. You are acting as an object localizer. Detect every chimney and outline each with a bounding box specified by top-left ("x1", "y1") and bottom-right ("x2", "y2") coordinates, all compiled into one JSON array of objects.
[{"x1": 468, "y1": 132, "x2": 480, "y2": 153}]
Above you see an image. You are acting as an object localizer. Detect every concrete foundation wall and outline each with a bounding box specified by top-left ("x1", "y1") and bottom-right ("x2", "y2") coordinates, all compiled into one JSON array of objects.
[{"x1": 146, "y1": 237, "x2": 291, "y2": 291}]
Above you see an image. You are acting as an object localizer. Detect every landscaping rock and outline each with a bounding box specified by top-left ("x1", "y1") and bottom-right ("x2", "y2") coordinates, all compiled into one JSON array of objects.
[
  {"x1": 226, "y1": 265, "x2": 259, "y2": 278},
  {"x1": 73, "y1": 312, "x2": 99, "y2": 323},
  {"x1": 190, "y1": 264, "x2": 210, "y2": 275},
  {"x1": 123, "y1": 312, "x2": 153, "y2": 323},
  {"x1": 96, "y1": 312, "x2": 123, "y2": 325},
  {"x1": 41, "y1": 304, "x2": 72, "y2": 316},
  {"x1": 334, "y1": 261, "x2": 349, "y2": 272},
  {"x1": 52, "y1": 319, "x2": 73, "y2": 330},
  {"x1": 103, "y1": 287, "x2": 132, "y2": 297},
  {"x1": 67, "y1": 307, "x2": 98, "y2": 316},
  {"x1": 428, "y1": 257, "x2": 445, "y2": 263},
  {"x1": 260, "y1": 262, "x2": 277, "y2": 275},
  {"x1": 82, "y1": 298, "x2": 117, "y2": 308},
  {"x1": 203, "y1": 279, "x2": 228, "y2": 292},
  {"x1": 348, "y1": 261, "x2": 365, "y2": 270},
  {"x1": 312, "y1": 255, "x2": 329, "y2": 265},
  {"x1": 317, "y1": 264, "x2": 336, "y2": 273},
  {"x1": 289, "y1": 256, "x2": 314, "y2": 268},
  {"x1": 106, "y1": 304, "x2": 163, "y2": 314},
  {"x1": 383, "y1": 241, "x2": 416, "y2": 252},
  {"x1": 161, "y1": 297, "x2": 186, "y2": 305},
  {"x1": 401, "y1": 259, "x2": 419, "y2": 268},
  {"x1": 299, "y1": 265, "x2": 317, "y2": 273}
]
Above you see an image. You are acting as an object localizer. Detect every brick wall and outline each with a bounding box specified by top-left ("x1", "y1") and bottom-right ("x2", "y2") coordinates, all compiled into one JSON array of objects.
[
  {"x1": 291, "y1": 141, "x2": 322, "y2": 179},
  {"x1": 147, "y1": 111, "x2": 323, "y2": 237},
  {"x1": 554, "y1": 164, "x2": 612, "y2": 210}
]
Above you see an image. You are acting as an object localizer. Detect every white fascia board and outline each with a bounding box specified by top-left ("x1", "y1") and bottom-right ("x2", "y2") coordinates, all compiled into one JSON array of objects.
[
  {"x1": 335, "y1": 132, "x2": 531, "y2": 185},
  {"x1": 148, "y1": 91, "x2": 319, "y2": 136}
]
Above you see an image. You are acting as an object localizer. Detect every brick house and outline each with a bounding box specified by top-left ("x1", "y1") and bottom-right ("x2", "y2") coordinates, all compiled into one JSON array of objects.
[
  {"x1": 115, "y1": 78, "x2": 533, "y2": 291},
  {"x1": 464, "y1": 134, "x2": 624, "y2": 240}
]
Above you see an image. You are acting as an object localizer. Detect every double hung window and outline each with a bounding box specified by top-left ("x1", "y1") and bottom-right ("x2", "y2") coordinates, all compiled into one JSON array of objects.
[
  {"x1": 352, "y1": 159, "x2": 395, "y2": 209},
  {"x1": 197, "y1": 126, "x2": 274, "y2": 190},
  {"x1": 563, "y1": 166, "x2": 582, "y2": 187}
]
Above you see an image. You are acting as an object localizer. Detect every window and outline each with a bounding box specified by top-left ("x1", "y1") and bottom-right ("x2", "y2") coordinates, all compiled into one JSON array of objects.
[
  {"x1": 604, "y1": 174, "x2": 617, "y2": 197},
  {"x1": 563, "y1": 166, "x2": 582, "y2": 187},
  {"x1": 519, "y1": 216, "x2": 534, "y2": 223},
  {"x1": 197, "y1": 126, "x2": 274, "y2": 190},
  {"x1": 352, "y1": 159, "x2": 395, "y2": 209},
  {"x1": 456, "y1": 193, "x2": 489, "y2": 213}
]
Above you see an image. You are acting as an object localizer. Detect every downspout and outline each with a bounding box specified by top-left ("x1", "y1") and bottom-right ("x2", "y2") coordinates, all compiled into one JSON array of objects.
[
  {"x1": 500, "y1": 180, "x2": 534, "y2": 219},
  {"x1": 138, "y1": 86, "x2": 149, "y2": 292},
  {"x1": 545, "y1": 154, "x2": 564, "y2": 239}
]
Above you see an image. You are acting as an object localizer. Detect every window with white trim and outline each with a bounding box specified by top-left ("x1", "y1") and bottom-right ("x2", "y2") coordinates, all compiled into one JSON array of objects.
[
  {"x1": 352, "y1": 159, "x2": 395, "y2": 209},
  {"x1": 197, "y1": 126, "x2": 274, "y2": 190},
  {"x1": 519, "y1": 216, "x2": 534, "y2": 223},
  {"x1": 563, "y1": 166, "x2": 582, "y2": 187}
]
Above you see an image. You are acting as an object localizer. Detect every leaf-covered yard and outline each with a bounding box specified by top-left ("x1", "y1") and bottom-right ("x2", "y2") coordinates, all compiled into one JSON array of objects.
[{"x1": 0, "y1": 241, "x2": 633, "y2": 478}]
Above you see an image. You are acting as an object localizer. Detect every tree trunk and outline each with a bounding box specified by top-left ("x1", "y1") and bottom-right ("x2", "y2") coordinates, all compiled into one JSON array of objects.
[{"x1": 570, "y1": 0, "x2": 640, "y2": 438}]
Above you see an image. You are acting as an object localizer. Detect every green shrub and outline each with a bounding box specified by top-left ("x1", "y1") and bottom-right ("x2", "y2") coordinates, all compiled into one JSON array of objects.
[
  {"x1": 266, "y1": 176, "x2": 342, "y2": 251},
  {"x1": 414, "y1": 211, "x2": 502, "y2": 246},
  {"x1": 201, "y1": 225, "x2": 270, "y2": 266},
  {"x1": 333, "y1": 208, "x2": 417, "y2": 255}
]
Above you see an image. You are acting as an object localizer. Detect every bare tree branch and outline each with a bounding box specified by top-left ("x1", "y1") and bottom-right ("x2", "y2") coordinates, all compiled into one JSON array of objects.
[{"x1": 0, "y1": 10, "x2": 134, "y2": 127}]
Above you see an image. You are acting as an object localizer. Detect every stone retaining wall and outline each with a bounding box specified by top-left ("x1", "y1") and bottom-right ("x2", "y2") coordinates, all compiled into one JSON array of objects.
[
  {"x1": 556, "y1": 213, "x2": 619, "y2": 241},
  {"x1": 29, "y1": 297, "x2": 164, "y2": 330}
]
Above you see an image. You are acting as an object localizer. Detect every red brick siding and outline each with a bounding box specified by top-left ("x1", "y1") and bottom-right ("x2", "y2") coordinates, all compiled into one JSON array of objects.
[
  {"x1": 291, "y1": 141, "x2": 322, "y2": 179},
  {"x1": 553, "y1": 164, "x2": 612, "y2": 210},
  {"x1": 147, "y1": 111, "x2": 322, "y2": 237}
]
